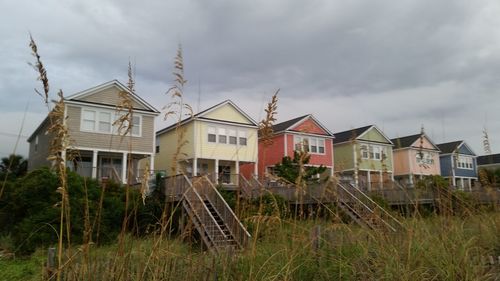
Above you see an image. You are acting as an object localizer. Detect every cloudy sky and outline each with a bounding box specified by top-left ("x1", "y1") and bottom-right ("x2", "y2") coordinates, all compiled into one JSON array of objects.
[{"x1": 1, "y1": 0, "x2": 500, "y2": 158}]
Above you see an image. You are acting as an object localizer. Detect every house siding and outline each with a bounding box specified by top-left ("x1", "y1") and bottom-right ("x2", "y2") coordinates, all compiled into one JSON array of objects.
[
  {"x1": 66, "y1": 105, "x2": 155, "y2": 153},
  {"x1": 27, "y1": 121, "x2": 52, "y2": 171},
  {"x1": 79, "y1": 86, "x2": 147, "y2": 110},
  {"x1": 333, "y1": 143, "x2": 354, "y2": 171},
  {"x1": 358, "y1": 127, "x2": 388, "y2": 143},
  {"x1": 155, "y1": 122, "x2": 195, "y2": 175},
  {"x1": 440, "y1": 155, "x2": 453, "y2": 177},
  {"x1": 357, "y1": 142, "x2": 393, "y2": 171},
  {"x1": 197, "y1": 120, "x2": 258, "y2": 162},
  {"x1": 291, "y1": 118, "x2": 328, "y2": 135},
  {"x1": 393, "y1": 149, "x2": 410, "y2": 176},
  {"x1": 258, "y1": 134, "x2": 285, "y2": 175},
  {"x1": 202, "y1": 105, "x2": 253, "y2": 125}
]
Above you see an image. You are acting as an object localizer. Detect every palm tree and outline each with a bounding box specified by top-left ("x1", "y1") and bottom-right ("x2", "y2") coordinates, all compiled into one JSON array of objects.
[{"x1": 0, "y1": 154, "x2": 28, "y2": 178}]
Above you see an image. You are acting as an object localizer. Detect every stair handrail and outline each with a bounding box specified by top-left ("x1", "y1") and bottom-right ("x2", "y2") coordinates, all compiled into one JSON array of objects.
[
  {"x1": 238, "y1": 174, "x2": 254, "y2": 198},
  {"x1": 337, "y1": 181, "x2": 403, "y2": 231},
  {"x1": 201, "y1": 175, "x2": 251, "y2": 248},
  {"x1": 182, "y1": 175, "x2": 227, "y2": 253}
]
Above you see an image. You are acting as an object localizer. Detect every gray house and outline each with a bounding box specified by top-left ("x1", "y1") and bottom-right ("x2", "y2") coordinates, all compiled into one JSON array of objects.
[{"x1": 27, "y1": 80, "x2": 159, "y2": 183}]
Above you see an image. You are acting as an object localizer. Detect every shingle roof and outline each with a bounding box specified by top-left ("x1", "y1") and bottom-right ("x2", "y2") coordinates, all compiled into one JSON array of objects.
[
  {"x1": 436, "y1": 141, "x2": 463, "y2": 154},
  {"x1": 391, "y1": 134, "x2": 422, "y2": 149},
  {"x1": 477, "y1": 153, "x2": 500, "y2": 165},
  {"x1": 332, "y1": 125, "x2": 373, "y2": 144},
  {"x1": 271, "y1": 115, "x2": 310, "y2": 133}
]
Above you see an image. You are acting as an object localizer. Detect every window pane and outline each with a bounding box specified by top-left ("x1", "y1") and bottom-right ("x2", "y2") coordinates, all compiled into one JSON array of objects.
[
  {"x1": 318, "y1": 146, "x2": 325, "y2": 153},
  {"x1": 133, "y1": 116, "x2": 140, "y2": 125},
  {"x1": 239, "y1": 137, "x2": 247, "y2": 146},
  {"x1": 219, "y1": 135, "x2": 227, "y2": 144},
  {"x1": 208, "y1": 134, "x2": 216, "y2": 142},
  {"x1": 83, "y1": 120, "x2": 95, "y2": 131},
  {"x1": 311, "y1": 145, "x2": 317, "y2": 153},
  {"x1": 132, "y1": 125, "x2": 140, "y2": 136},
  {"x1": 229, "y1": 136, "x2": 237, "y2": 144},
  {"x1": 99, "y1": 112, "x2": 111, "y2": 132},
  {"x1": 208, "y1": 127, "x2": 216, "y2": 134},
  {"x1": 83, "y1": 110, "x2": 95, "y2": 121}
]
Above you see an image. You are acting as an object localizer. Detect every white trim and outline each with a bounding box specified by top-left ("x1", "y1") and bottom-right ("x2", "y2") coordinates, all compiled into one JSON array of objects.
[
  {"x1": 284, "y1": 114, "x2": 334, "y2": 137},
  {"x1": 78, "y1": 105, "x2": 142, "y2": 137},
  {"x1": 284, "y1": 133, "x2": 288, "y2": 157},
  {"x1": 409, "y1": 133, "x2": 441, "y2": 151},
  {"x1": 70, "y1": 146, "x2": 153, "y2": 155},
  {"x1": 65, "y1": 80, "x2": 159, "y2": 113},
  {"x1": 197, "y1": 100, "x2": 258, "y2": 126},
  {"x1": 357, "y1": 125, "x2": 394, "y2": 145},
  {"x1": 457, "y1": 141, "x2": 477, "y2": 157},
  {"x1": 66, "y1": 100, "x2": 158, "y2": 116}
]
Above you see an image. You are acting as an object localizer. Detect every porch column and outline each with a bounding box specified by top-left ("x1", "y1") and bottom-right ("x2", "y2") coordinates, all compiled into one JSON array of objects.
[
  {"x1": 149, "y1": 154, "x2": 154, "y2": 172},
  {"x1": 214, "y1": 159, "x2": 219, "y2": 182},
  {"x1": 235, "y1": 160, "x2": 240, "y2": 185},
  {"x1": 193, "y1": 157, "x2": 198, "y2": 177},
  {"x1": 91, "y1": 150, "x2": 98, "y2": 179},
  {"x1": 254, "y1": 161, "x2": 258, "y2": 177},
  {"x1": 379, "y1": 171, "x2": 383, "y2": 189},
  {"x1": 122, "y1": 152, "x2": 127, "y2": 184},
  {"x1": 408, "y1": 174, "x2": 414, "y2": 186},
  {"x1": 468, "y1": 178, "x2": 472, "y2": 191},
  {"x1": 367, "y1": 171, "x2": 371, "y2": 191}
]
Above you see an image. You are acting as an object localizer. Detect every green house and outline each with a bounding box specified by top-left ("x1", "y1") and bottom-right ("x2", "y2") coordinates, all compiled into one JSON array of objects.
[{"x1": 333, "y1": 125, "x2": 394, "y2": 190}]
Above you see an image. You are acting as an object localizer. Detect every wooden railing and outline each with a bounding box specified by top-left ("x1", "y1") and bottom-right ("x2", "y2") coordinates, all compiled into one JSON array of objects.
[
  {"x1": 163, "y1": 174, "x2": 191, "y2": 200},
  {"x1": 337, "y1": 181, "x2": 404, "y2": 232},
  {"x1": 182, "y1": 175, "x2": 228, "y2": 254},
  {"x1": 193, "y1": 176, "x2": 251, "y2": 248}
]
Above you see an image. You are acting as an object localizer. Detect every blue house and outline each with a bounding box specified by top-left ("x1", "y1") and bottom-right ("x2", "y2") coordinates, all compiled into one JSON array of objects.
[{"x1": 436, "y1": 140, "x2": 477, "y2": 190}]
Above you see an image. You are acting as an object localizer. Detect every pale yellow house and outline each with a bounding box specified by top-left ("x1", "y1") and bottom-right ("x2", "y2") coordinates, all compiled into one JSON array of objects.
[{"x1": 155, "y1": 100, "x2": 258, "y2": 185}]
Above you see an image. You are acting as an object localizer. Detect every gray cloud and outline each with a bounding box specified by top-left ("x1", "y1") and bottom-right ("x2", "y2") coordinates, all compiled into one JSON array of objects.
[{"x1": 1, "y1": 0, "x2": 499, "y2": 158}]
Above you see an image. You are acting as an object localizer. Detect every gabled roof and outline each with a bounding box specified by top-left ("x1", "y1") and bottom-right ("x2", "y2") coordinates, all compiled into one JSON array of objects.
[
  {"x1": 332, "y1": 125, "x2": 372, "y2": 144},
  {"x1": 333, "y1": 125, "x2": 393, "y2": 145},
  {"x1": 436, "y1": 141, "x2": 464, "y2": 154},
  {"x1": 391, "y1": 133, "x2": 440, "y2": 151},
  {"x1": 156, "y1": 100, "x2": 258, "y2": 136},
  {"x1": 271, "y1": 114, "x2": 334, "y2": 136},
  {"x1": 65, "y1": 80, "x2": 159, "y2": 113},
  {"x1": 437, "y1": 140, "x2": 476, "y2": 156},
  {"x1": 477, "y1": 153, "x2": 500, "y2": 165}
]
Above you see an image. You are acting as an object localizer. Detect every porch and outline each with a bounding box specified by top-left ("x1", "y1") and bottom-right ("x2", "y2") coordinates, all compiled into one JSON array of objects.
[
  {"x1": 180, "y1": 158, "x2": 257, "y2": 188},
  {"x1": 66, "y1": 149, "x2": 154, "y2": 184}
]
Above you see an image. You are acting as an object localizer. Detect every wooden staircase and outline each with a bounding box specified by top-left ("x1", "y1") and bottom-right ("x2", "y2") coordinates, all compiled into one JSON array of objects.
[
  {"x1": 180, "y1": 175, "x2": 251, "y2": 254},
  {"x1": 333, "y1": 180, "x2": 404, "y2": 232}
]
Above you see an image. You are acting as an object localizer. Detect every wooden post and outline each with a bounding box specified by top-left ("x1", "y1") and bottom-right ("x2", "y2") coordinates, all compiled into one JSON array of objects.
[{"x1": 45, "y1": 247, "x2": 56, "y2": 278}]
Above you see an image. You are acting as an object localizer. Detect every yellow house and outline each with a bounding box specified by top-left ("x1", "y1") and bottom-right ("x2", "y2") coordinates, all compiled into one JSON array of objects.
[{"x1": 155, "y1": 100, "x2": 258, "y2": 185}]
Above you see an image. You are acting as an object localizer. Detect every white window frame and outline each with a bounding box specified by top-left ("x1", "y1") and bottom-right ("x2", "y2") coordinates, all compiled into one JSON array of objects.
[
  {"x1": 293, "y1": 135, "x2": 326, "y2": 155},
  {"x1": 80, "y1": 106, "x2": 142, "y2": 137},
  {"x1": 457, "y1": 155, "x2": 473, "y2": 170},
  {"x1": 207, "y1": 126, "x2": 216, "y2": 143}
]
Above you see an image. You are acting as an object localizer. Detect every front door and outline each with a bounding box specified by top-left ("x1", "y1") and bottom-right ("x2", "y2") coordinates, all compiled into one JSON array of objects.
[{"x1": 218, "y1": 165, "x2": 231, "y2": 184}]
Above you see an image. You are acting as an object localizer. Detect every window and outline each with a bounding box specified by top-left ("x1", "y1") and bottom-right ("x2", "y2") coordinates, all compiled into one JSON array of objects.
[
  {"x1": 239, "y1": 131, "x2": 247, "y2": 146},
  {"x1": 457, "y1": 156, "x2": 473, "y2": 170},
  {"x1": 310, "y1": 138, "x2": 318, "y2": 153},
  {"x1": 218, "y1": 128, "x2": 227, "y2": 144},
  {"x1": 416, "y1": 152, "x2": 434, "y2": 165},
  {"x1": 98, "y1": 112, "x2": 111, "y2": 133},
  {"x1": 318, "y1": 139, "x2": 325, "y2": 153},
  {"x1": 360, "y1": 145, "x2": 369, "y2": 159},
  {"x1": 293, "y1": 136, "x2": 326, "y2": 154},
  {"x1": 229, "y1": 129, "x2": 237, "y2": 145},
  {"x1": 208, "y1": 127, "x2": 216, "y2": 142},
  {"x1": 131, "y1": 115, "x2": 141, "y2": 136},
  {"x1": 82, "y1": 110, "x2": 96, "y2": 131},
  {"x1": 360, "y1": 144, "x2": 385, "y2": 160}
]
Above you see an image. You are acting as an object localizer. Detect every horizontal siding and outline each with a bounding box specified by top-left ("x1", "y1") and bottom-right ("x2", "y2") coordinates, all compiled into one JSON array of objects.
[
  {"x1": 66, "y1": 105, "x2": 154, "y2": 153},
  {"x1": 155, "y1": 122, "x2": 195, "y2": 175},
  {"x1": 79, "y1": 86, "x2": 147, "y2": 110},
  {"x1": 334, "y1": 143, "x2": 354, "y2": 171},
  {"x1": 196, "y1": 121, "x2": 258, "y2": 162},
  {"x1": 27, "y1": 121, "x2": 52, "y2": 171}
]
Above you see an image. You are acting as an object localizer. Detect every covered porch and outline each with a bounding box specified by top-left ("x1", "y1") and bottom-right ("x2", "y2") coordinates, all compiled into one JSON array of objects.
[
  {"x1": 66, "y1": 149, "x2": 154, "y2": 184},
  {"x1": 181, "y1": 158, "x2": 257, "y2": 188}
]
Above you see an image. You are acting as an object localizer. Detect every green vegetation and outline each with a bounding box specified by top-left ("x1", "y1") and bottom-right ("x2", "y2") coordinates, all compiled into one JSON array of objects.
[
  {"x1": 274, "y1": 151, "x2": 328, "y2": 184},
  {"x1": 1, "y1": 213, "x2": 499, "y2": 280}
]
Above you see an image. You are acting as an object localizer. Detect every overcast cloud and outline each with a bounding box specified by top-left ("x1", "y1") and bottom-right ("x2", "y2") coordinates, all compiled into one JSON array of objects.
[{"x1": 1, "y1": 0, "x2": 499, "y2": 158}]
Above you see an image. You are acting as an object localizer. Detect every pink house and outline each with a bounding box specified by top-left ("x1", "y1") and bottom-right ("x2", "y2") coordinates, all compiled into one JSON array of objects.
[
  {"x1": 391, "y1": 132, "x2": 441, "y2": 187},
  {"x1": 255, "y1": 114, "x2": 335, "y2": 178}
]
